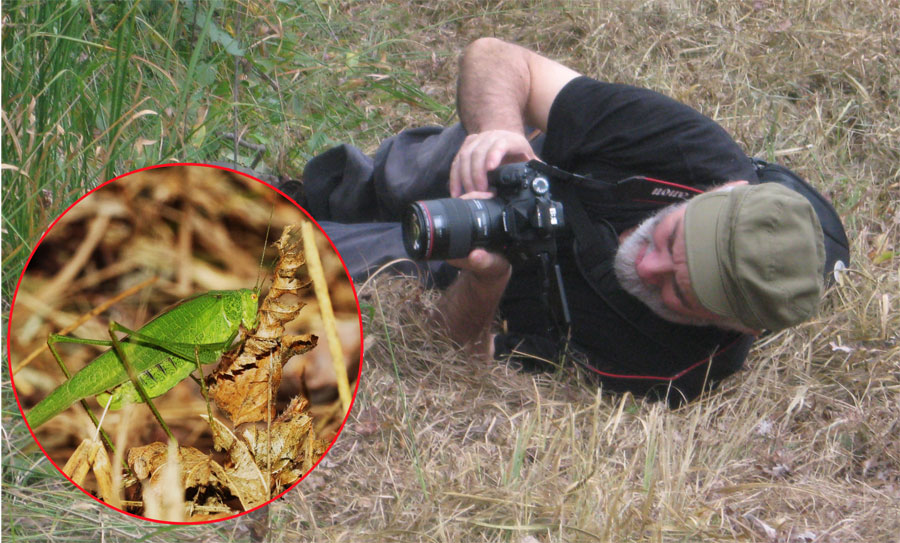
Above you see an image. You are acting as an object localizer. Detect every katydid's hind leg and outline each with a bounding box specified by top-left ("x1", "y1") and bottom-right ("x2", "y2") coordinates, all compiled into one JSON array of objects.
[
  {"x1": 109, "y1": 320, "x2": 238, "y2": 414},
  {"x1": 45, "y1": 335, "x2": 118, "y2": 455},
  {"x1": 106, "y1": 321, "x2": 177, "y2": 443},
  {"x1": 101, "y1": 322, "x2": 238, "y2": 440}
]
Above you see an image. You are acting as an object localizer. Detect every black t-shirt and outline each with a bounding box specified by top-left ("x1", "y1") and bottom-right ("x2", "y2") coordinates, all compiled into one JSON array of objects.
[{"x1": 496, "y1": 77, "x2": 760, "y2": 405}]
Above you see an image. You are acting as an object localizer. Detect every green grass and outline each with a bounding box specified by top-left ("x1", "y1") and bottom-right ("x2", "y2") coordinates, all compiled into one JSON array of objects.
[
  {"x1": 3, "y1": 0, "x2": 899, "y2": 541},
  {"x1": 1, "y1": 0, "x2": 453, "y2": 306}
]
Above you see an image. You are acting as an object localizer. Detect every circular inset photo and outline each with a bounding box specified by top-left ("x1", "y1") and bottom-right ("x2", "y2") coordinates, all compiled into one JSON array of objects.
[{"x1": 7, "y1": 164, "x2": 362, "y2": 523}]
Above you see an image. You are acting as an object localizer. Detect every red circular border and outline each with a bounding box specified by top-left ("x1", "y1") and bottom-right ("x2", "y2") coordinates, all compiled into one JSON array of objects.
[{"x1": 6, "y1": 163, "x2": 365, "y2": 525}]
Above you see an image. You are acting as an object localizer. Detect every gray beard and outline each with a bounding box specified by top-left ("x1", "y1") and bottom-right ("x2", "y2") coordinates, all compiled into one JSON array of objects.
[{"x1": 613, "y1": 205, "x2": 715, "y2": 327}]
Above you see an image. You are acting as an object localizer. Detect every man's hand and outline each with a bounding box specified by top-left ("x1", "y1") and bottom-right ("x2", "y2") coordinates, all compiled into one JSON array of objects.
[
  {"x1": 449, "y1": 37, "x2": 580, "y2": 197},
  {"x1": 447, "y1": 190, "x2": 512, "y2": 282},
  {"x1": 431, "y1": 191, "x2": 511, "y2": 355},
  {"x1": 447, "y1": 248, "x2": 512, "y2": 284},
  {"x1": 435, "y1": 246, "x2": 510, "y2": 357},
  {"x1": 449, "y1": 130, "x2": 537, "y2": 197}
]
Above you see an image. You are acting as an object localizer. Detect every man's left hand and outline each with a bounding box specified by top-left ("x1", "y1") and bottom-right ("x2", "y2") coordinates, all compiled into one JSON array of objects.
[{"x1": 449, "y1": 130, "x2": 537, "y2": 197}]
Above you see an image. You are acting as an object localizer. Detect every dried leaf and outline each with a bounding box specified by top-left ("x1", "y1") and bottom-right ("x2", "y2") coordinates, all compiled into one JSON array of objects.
[
  {"x1": 241, "y1": 396, "x2": 329, "y2": 490},
  {"x1": 208, "y1": 348, "x2": 283, "y2": 426},
  {"x1": 209, "y1": 224, "x2": 317, "y2": 425},
  {"x1": 180, "y1": 447, "x2": 230, "y2": 492},
  {"x1": 208, "y1": 333, "x2": 317, "y2": 425},
  {"x1": 204, "y1": 416, "x2": 269, "y2": 510},
  {"x1": 128, "y1": 442, "x2": 166, "y2": 480},
  {"x1": 128, "y1": 442, "x2": 233, "y2": 518}
]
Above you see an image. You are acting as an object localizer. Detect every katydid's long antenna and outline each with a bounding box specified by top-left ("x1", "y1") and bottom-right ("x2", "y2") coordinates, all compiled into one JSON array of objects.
[{"x1": 255, "y1": 206, "x2": 275, "y2": 295}]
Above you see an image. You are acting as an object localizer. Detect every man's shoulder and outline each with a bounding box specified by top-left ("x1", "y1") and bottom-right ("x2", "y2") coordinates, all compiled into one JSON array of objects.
[{"x1": 544, "y1": 76, "x2": 757, "y2": 187}]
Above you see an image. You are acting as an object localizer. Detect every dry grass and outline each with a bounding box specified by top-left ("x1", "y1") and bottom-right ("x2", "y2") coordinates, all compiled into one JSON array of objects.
[{"x1": 3, "y1": 0, "x2": 898, "y2": 541}]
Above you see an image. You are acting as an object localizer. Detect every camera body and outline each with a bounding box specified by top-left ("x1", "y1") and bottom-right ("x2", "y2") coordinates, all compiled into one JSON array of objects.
[{"x1": 402, "y1": 162, "x2": 566, "y2": 262}]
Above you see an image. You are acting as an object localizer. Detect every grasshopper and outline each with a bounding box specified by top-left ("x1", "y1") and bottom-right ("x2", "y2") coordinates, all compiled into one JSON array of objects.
[{"x1": 26, "y1": 288, "x2": 259, "y2": 432}]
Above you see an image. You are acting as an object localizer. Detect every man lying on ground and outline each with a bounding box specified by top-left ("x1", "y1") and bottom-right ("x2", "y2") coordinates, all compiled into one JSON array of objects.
[{"x1": 289, "y1": 38, "x2": 831, "y2": 405}]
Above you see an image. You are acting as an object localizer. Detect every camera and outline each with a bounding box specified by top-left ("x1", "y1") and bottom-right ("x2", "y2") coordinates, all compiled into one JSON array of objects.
[{"x1": 402, "y1": 162, "x2": 566, "y2": 262}]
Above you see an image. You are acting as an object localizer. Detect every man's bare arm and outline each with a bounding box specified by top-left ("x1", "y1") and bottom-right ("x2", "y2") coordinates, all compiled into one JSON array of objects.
[
  {"x1": 456, "y1": 37, "x2": 580, "y2": 133},
  {"x1": 436, "y1": 40, "x2": 579, "y2": 354},
  {"x1": 450, "y1": 38, "x2": 581, "y2": 196},
  {"x1": 433, "y1": 248, "x2": 511, "y2": 355}
]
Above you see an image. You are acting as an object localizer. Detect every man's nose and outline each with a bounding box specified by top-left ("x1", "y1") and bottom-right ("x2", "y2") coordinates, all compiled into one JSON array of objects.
[{"x1": 637, "y1": 245, "x2": 672, "y2": 286}]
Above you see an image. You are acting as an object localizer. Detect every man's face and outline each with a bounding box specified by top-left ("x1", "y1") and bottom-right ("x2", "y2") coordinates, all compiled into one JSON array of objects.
[{"x1": 613, "y1": 203, "x2": 723, "y2": 327}]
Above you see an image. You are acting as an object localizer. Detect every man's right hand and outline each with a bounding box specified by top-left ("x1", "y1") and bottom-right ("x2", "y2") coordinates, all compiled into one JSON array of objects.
[
  {"x1": 446, "y1": 190, "x2": 513, "y2": 282},
  {"x1": 447, "y1": 247, "x2": 512, "y2": 285},
  {"x1": 450, "y1": 38, "x2": 580, "y2": 197},
  {"x1": 437, "y1": 246, "x2": 511, "y2": 356},
  {"x1": 431, "y1": 191, "x2": 512, "y2": 354},
  {"x1": 449, "y1": 130, "x2": 537, "y2": 197}
]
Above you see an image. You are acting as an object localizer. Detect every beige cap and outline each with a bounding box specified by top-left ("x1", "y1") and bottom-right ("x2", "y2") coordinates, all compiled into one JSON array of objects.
[{"x1": 684, "y1": 183, "x2": 825, "y2": 331}]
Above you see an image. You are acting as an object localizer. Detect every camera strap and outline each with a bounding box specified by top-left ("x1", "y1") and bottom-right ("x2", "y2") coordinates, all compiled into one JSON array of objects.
[
  {"x1": 536, "y1": 158, "x2": 849, "y2": 286},
  {"x1": 520, "y1": 160, "x2": 706, "y2": 340},
  {"x1": 527, "y1": 160, "x2": 703, "y2": 207},
  {"x1": 547, "y1": 164, "x2": 716, "y2": 357}
]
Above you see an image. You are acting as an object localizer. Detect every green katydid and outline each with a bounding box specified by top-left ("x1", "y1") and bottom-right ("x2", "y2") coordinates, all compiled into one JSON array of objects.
[{"x1": 26, "y1": 288, "x2": 260, "y2": 431}]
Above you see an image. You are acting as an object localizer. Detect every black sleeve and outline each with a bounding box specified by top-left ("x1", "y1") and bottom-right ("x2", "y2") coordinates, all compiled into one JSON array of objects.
[{"x1": 541, "y1": 76, "x2": 758, "y2": 187}]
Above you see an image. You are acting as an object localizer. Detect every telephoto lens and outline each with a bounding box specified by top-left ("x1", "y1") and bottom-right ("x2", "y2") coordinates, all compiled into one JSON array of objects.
[{"x1": 402, "y1": 197, "x2": 504, "y2": 260}]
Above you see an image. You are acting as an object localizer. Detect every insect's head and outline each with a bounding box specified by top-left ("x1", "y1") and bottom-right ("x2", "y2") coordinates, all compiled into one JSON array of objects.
[{"x1": 239, "y1": 288, "x2": 260, "y2": 331}]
